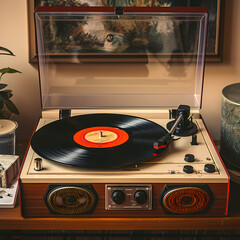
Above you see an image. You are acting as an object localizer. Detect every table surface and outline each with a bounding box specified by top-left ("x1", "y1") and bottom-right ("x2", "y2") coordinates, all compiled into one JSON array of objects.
[
  {"x1": 0, "y1": 181, "x2": 240, "y2": 230},
  {"x1": 1, "y1": 141, "x2": 239, "y2": 230}
]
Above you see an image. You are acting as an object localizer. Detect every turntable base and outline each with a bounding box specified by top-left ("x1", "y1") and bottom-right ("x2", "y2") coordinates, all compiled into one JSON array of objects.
[
  {"x1": 19, "y1": 111, "x2": 229, "y2": 218},
  {"x1": 1, "y1": 182, "x2": 240, "y2": 230}
]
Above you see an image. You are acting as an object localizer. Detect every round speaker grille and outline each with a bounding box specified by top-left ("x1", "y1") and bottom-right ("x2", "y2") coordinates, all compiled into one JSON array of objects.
[
  {"x1": 162, "y1": 187, "x2": 210, "y2": 214},
  {"x1": 46, "y1": 186, "x2": 96, "y2": 215}
]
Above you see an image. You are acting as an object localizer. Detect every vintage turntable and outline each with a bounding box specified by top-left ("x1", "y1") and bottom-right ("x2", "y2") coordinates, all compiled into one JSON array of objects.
[{"x1": 20, "y1": 6, "x2": 229, "y2": 218}]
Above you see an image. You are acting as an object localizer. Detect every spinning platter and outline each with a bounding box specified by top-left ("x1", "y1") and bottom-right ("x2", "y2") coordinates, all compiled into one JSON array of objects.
[{"x1": 31, "y1": 114, "x2": 168, "y2": 169}]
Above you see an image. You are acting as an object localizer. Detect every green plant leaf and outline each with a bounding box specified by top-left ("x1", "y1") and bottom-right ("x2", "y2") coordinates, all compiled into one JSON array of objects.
[
  {"x1": 0, "y1": 47, "x2": 15, "y2": 56},
  {"x1": 5, "y1": 99, "x2": 19, "y2": 115},
  {"x1": 0, "y1": 84, "x2": 7, "y2": 90},
  {"x1": 0, "y1": 67, "x2": 21, "y2": 80},
  {"x1": 0, "y1": 95, "x2": 4, "y2": 110},
  {"x1": 0, "y1": 67, "x2": 21, "y2": 74},
  {"x1": 0, "y1": 90, "x2": 13, "y2": 99}
]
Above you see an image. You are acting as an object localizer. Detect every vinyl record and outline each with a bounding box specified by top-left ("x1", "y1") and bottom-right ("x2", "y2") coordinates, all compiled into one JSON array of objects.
[{"x1": 31, "y1": 114, "x2": 168, "y2": 169}]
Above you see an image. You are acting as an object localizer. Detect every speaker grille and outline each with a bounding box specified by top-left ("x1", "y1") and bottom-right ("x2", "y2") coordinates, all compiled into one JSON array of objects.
[
  {"x1": 45, "y1": 185, "x2": 97, "y2": 215},
  {"x1": 161, "y1": 185, "x2": 212, "y2": 215}
]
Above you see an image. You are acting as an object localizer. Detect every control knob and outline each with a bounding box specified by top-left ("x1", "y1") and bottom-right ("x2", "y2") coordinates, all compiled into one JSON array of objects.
[
  {"x1": 183, "y1": 165, "x2": 194, "y2": 174},
  {"x1": 134, "y1": 190, "x2": 148, "y2": 205},
  {"x1": 184, "y1": 154, "x2": 195, "y2": 162},
  {"x1": 112, "y1": 190, "x2": 125, "y2": 204},
  {"x1": 204, "y1": 164, "x2": 216, "y2": 173}
]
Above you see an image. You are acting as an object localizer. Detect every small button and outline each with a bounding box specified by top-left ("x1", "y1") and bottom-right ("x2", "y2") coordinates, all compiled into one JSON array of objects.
[
  {"x1": 204, "y1": 164, "x2": 216, "y2": 173},
  {"x1": 183, "y1": 165, "x2": 194, "y2": 174},
  {"x1": 184, "y1": 154, "x2": 195, "y2": 162}
]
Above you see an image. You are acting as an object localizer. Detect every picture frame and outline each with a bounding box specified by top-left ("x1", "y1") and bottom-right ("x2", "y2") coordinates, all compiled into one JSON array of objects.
[{"x1": 27, "y1": 0, "x2": 225, "y2": 63}]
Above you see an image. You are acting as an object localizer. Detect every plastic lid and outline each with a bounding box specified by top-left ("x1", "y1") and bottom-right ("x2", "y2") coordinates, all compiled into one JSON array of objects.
[
  {"x1": 0, "y1": 120, "x2": 18, "y2": 136},
  {"x1": 35, "y1": 7, "x2": 208, "y2": 110},
  {"x1": 222, "y1": 83, "x2": 240, "y2": 105}
]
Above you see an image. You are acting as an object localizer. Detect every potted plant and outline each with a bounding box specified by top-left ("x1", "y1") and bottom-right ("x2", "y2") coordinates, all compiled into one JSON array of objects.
[{"x1": 0, "y1": 46, "x2": 21, "y2": 118}]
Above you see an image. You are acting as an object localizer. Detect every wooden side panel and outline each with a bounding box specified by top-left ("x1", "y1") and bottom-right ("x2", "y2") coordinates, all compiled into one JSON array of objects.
[{"x1": 21, "y1": 183, "x2": 228, "y2": 218}]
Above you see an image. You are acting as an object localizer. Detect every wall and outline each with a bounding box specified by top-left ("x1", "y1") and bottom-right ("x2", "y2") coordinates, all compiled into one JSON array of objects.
[
  {"x1": 202, "y1": 0, "x2": 240, "y2": 140},
  {"x1": 0, "y1": 0, "x2": 41, "y2": 143},
  {"x1": 0, "y1": 0, "x2": 239, "y2": 144}
]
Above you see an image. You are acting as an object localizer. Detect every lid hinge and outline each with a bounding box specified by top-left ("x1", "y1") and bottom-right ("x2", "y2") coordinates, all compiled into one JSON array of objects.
[
  {"x1": 115, "y1": 7, "x2": 124, "y2": 15},
  {"x1": 59, "y1": 109, "x2": 71, "y2": 119}
]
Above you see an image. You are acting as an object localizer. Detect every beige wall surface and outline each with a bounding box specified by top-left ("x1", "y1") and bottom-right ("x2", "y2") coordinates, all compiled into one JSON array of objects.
[
  {"x1": 0, "y1": 0, "x2": 41, "y2": 143},
  {"x1": 0, "y1": 0, "x2": 239, "y2": 143}
]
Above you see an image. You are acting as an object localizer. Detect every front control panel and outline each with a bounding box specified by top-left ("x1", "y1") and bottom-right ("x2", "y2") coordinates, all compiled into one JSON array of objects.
[{"x1": 105, "y1": 184, "x2": 152, "y2": 210}]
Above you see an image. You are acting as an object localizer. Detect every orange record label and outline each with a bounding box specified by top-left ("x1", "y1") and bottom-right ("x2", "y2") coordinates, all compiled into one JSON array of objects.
[{"x1": 73, "y1": 126, "x2": 129, "y2": 148}]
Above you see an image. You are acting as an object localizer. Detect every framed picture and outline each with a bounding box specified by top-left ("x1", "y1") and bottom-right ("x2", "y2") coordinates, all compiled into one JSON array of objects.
[{"x1": 27, "y1": 0, "x2": 225, "y2": 63}]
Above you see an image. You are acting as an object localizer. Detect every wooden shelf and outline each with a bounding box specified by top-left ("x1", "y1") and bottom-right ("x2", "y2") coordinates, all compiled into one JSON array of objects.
[{"x1": 0, "y1": 181, "x2": 240, "y2": 230}]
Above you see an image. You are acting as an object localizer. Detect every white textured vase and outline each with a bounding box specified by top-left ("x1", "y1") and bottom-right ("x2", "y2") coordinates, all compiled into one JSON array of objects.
[
  {"x1": 0, "y1": 119, "x2": 18, "y2": 155},
  {"x1": 220, "y1": 83, "x2": 240, "y2": 170}
]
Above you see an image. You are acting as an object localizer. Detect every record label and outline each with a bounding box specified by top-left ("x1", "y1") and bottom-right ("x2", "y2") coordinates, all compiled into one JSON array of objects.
[
  {"x1": 85, "y1": 130, "x2": 118, "y2": 143},
  {"x1": 73, "y1": 126, "x2": 129, "y2": 148}
]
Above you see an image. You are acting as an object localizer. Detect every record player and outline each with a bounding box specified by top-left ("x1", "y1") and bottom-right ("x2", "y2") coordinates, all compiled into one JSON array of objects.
[{"x1": 20, "y1": 6, "x2": 229, "y2": 218}]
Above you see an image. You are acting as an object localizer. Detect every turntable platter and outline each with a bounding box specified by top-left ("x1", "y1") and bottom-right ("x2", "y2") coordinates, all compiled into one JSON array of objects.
[{"x1": 31, "y1": 114, "x2": 168, "y2": 169}]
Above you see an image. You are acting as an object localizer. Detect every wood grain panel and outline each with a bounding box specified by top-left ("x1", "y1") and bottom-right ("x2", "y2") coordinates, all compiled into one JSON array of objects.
[
  {"x1": 1, "y1": 181, "x2": 240, "y2": 230},
  {"x1": 20, "y1": 183, "x2": 228, "y2": 218}
]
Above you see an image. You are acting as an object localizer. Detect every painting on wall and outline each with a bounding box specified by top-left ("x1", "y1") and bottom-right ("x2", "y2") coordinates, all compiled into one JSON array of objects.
[{"x1": 28, "y1": 0, "x2": 225, "y2": 63}]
